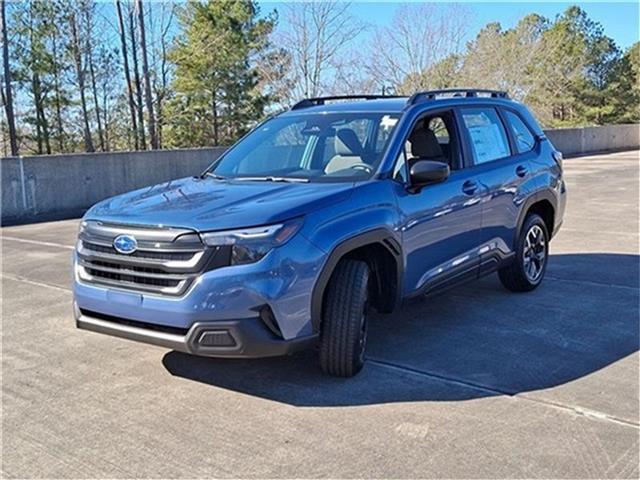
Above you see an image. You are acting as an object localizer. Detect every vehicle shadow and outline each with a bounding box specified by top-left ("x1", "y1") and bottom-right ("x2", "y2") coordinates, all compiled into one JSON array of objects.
[{"x1": 162, "y1": 253, "x2": 639, "y2": 406}]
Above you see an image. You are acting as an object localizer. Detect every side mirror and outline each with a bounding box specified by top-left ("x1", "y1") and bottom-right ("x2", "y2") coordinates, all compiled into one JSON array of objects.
[{"x1": 409, "y1": 160, "x2": 450, "y2": 191}]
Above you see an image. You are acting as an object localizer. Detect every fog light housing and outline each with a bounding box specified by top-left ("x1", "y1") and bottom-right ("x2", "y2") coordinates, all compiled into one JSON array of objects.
[{"x1": 197, "y1": 330, "x2": 236, "y2": 347}]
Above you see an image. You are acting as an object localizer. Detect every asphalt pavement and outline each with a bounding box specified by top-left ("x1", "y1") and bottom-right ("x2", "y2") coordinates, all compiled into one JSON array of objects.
[{"x1": 2, "y1": 150, "x2": 638, "y2": 478}]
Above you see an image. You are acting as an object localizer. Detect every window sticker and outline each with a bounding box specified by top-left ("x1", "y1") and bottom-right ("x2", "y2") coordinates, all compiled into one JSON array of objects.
[
  {"x1": 467, "y1": 124, "x2": 510, "y2": 163},
  {"x1": 381, "y1": 115, "x2": 399, "y2": 131}
]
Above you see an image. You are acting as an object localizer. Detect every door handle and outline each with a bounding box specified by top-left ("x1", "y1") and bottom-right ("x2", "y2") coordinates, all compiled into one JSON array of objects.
[
  {"x1": 462, "y1": 180, "x2": 478, "y2": 195},
  {"x1": 516, "y1": 165, "x2": 528, "y2": 177}
]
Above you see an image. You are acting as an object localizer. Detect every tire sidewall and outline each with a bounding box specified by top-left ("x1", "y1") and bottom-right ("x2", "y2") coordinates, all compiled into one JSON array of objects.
[{"x1": 319, "y1": 260, "x2": 370, "y2": 377}]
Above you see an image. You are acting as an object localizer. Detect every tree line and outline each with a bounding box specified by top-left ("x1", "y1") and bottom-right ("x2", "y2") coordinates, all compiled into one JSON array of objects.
[{"x1": 1, "y1": 0, "x2": 639, "y2": 157}]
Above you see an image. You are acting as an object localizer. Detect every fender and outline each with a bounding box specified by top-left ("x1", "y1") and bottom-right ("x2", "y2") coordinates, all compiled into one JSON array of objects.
[
  {"x1": 310, "y1": 228, "x2": 403, "y2": 332},
  {"x1": 515, "y1": 188, "x2": 558, "y2": 245}
]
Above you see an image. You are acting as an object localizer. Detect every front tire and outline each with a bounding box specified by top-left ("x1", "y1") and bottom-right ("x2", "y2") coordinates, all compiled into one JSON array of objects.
[
  {"x1": 319, "y1": 260, "x2": 370, "y2": 377},
  {"x1": 499, "y1": 214, "x2": 549, "y2": 292}
]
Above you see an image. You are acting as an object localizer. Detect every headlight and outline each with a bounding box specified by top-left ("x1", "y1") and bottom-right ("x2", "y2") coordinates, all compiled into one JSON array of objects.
[
  {"x1": 76, "y1": 220, "x2": 88, "y2": 251},
  {"x1": 200, "y1": 219, "x2": 303, "y2": 265}
]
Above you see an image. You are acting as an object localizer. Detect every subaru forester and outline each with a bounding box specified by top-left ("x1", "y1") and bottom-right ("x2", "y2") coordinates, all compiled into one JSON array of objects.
[{"x1": 73, "y1": 89, "x2": 566, "y2": 377}]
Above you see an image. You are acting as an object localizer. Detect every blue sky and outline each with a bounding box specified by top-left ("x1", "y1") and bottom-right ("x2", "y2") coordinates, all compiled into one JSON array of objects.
[{"x1": 259, "y1": 1, "x2": 639, "y2": 51}]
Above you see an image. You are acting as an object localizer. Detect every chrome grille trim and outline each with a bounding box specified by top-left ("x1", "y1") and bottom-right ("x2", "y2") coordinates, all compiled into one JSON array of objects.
[
  {"x1": 76, "y1": 265, "x2": 188, "y2": 295},
  {"x1": 82, "y1": 221, "x2": 196, "y2": 242},
  {"x1": 80, "y1": 237, "x2": 203, "y2": 253},
  {"x1": 77, "y1": 242, "x2": 206, "y2": 270},
  {"x1": 77, "y1": 220, "x2": 213, "y2": 296},
  {"x1": 77, "y1": 259, "x2": 192, "y2": 280}
]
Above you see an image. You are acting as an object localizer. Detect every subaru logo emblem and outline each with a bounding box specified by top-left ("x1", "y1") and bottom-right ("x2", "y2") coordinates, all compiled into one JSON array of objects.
[{"x1": 113, "y1": 234, "x2": 138, "y2": 254}]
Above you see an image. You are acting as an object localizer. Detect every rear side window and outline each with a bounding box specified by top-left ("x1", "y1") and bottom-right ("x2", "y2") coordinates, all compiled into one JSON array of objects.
[
  {"x1": 504, "y1": 110, "x2": 536, "y2": 153},
  {"x1": 460, "y1": 108, "x2": 510, "y2": 164}
]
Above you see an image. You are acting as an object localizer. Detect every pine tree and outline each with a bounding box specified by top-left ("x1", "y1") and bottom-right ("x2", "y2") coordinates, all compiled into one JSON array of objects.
[{"x1": 166, "y1": 0, "x2": 274, "y2": 147}]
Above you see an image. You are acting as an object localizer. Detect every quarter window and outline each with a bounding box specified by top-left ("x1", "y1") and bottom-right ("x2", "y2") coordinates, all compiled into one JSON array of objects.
[
  {"x1": 460, "y1": 108, "x2": 511, "y2": 164},
  {"x1": 504, "y1": 110, "x2": 536, "y2": 153}
]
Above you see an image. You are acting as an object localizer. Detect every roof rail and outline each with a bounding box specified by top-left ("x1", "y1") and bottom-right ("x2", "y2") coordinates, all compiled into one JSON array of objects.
[
  {"x1": 407, "y1": 89, "x2": 509, "y2": 106},
  {"x1": 291, "y1": 95, "x2": 404, "y2": 111}
]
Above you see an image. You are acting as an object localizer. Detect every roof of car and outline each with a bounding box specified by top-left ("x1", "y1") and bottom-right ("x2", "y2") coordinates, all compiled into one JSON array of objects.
[
  {"x1": 279, "y1": 98, "x2": 409, "y2": 116},
  {"x1": 278, "y1": 91, "x2": 519, "y2": 117}
]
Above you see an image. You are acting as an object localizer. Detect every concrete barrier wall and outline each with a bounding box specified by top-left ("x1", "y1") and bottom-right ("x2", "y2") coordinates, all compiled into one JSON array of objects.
[
  {"x1": 543, "y1": 124, "x2": 639, "y2": 157},
  {"x1": 2, "y1": 147, "x2": 225, "y2": 225},
  {"x1": 1, "y1": 124, "x2": 638, "y2": 226}
]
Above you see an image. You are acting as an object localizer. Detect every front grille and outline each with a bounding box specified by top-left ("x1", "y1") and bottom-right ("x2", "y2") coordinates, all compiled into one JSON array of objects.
[
  {"x1": 76, "y1": 221, "x2": 217, "y2": 296},
  {"x1": 84, "y1": 267, "x2": 182, "y2": 288}
]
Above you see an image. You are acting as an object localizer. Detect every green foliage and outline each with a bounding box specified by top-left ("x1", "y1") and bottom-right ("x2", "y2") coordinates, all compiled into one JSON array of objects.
[
  {"x1": 11, "y1": 0, "x2": 64, "y2": 153},
  {"x1": 3, "y1": 1, "x2": 638, "y2": 155},
  {"x1": 608, "y1": 42, "x2": 640, "y2": 123},
  {"x1": 402, "y1": 6, "x2": 638, "y2": 128},
  {"x1": 164, "y1": 0, "x2": 275, "y2": 147}
]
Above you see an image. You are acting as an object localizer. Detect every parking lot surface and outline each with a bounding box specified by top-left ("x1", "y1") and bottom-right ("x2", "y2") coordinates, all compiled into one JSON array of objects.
[{"x1": 2, "y1": 150, "x2": 639, "y2": 478}]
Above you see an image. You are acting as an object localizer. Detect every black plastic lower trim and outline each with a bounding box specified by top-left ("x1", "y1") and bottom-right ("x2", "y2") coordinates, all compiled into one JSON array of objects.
[
  {"x1": 75, "y1": 304, "x2": 317, "y2": 358},
  {"x1": 310, "y1": 228, "x2": 403, "y2": 332}
]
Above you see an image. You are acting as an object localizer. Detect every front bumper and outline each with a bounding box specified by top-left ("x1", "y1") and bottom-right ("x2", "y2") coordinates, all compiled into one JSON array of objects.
[
  {"x1": 73, "y1": 231, "x2": 328, "y2": 339},
  {"x1": 74, "y1": 302, "x2": 317, "y2": 358}
]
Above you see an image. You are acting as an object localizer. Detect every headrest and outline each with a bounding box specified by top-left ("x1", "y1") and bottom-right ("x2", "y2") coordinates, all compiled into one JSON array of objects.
[
  {"x1": 410, "y1": 129, "x2": 444, "y2": 159},
  {"x1": 335, "y1": 129, "x2": 364, "y2": 156}
]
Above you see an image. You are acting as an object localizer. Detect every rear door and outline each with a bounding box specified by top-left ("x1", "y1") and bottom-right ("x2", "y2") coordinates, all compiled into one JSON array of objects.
[{"x1": 457, "y1": 106, "x2": 534, "y2": 273}]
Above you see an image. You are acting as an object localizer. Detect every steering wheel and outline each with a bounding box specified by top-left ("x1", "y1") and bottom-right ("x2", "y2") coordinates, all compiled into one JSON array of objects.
[{"x1": 350, "y1": 163, "x2": 373, "y2": 173}]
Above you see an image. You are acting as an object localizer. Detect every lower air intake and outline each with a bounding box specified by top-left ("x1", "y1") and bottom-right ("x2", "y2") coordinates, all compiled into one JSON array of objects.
[{"x1": 197, "y1": 330, "x2": 237, "y2": 347}]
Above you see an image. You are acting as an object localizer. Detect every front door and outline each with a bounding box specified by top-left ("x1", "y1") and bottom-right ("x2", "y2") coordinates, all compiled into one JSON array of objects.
[{"x1": 394, "y1": 109, "x2": 484, "y2": 296}]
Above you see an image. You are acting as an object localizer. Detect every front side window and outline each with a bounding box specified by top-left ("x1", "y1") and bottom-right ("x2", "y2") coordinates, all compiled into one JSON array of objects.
[
  {"x1": 210, "y1": 112, "x2": 401, "y2": 181},
  {"x1": 428, "y1": 117, "x2": 450, "y2": 145},
  {"x1": 393, "y1": 110, "x2": 459, "y2": 182},
  {"x1": 460, "y1": 108, "x2": 511, "y2": 164},
  {"x1": 504, "y1": 110, "x2": 536, "y2": 153}
]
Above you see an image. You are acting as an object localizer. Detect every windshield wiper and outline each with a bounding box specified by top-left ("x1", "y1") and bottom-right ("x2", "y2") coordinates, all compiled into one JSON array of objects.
[
  {"x1": 202, "y1": 172, "x2": 227, "y2": 180},
  {"x1": 238, "y1": 176, "x2": 309, "y2": 183}
]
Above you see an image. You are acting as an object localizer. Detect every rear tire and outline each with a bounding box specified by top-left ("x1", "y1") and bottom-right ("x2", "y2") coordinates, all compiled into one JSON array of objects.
[
  {"x1": 319, "y1": 260, "x2": 370, "y2": 377},
  {"x1": 499, "y1": 214, "x2": 549, "y2": 292}
]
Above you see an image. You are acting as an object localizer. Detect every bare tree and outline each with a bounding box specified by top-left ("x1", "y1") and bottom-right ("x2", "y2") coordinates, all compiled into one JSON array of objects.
[
  {"x1": 255, "y1": 47, "x2": 293, "y2": 112},
  {"x1": 96, "y1": 46, "x2": 118, "y2": 151},
  {"x1": 136, "y1": 0, "x2": 157, "y2": 149},
  {"x1": 1, "y1": 0, "x2": 18, "y2": 156},
  {"x1": 277, "y1": 2, "x2": 366, "y2": 104},
  {"x1": 28, "y1": 1, "x2": 51, "y2": 155},
  {"x1": 128, "y1": 2, "x2": 145, "y2": 149},
  {"x1": 49, "y1": 16, "x2": 67, "y2": 153},
  {"x1": 367, "y1": 3, "x2": 471, "y2": 94},
  {"x1": 69, "y1": 9, "x2": 94, "y2": 152},
  {"x1": 115, "y1": 0, "x2": 138, "y2": 150},
  {"x1": 148, "y1": 1, "x2": 174, "y2": 148},
  {"x1": 83, "y1": 2, "x2": 106, "y2": 151}
]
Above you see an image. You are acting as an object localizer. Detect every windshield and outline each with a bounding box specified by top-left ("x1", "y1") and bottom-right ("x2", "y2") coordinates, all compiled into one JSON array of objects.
[{"x1": 209, "y1": 112, "x2": 401, "y2": 181}]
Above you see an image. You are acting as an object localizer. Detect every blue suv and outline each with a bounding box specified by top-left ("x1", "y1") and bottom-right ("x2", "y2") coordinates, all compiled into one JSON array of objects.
[{"x1": 74, "y1": 89, "x2": 566, "y2": 377}]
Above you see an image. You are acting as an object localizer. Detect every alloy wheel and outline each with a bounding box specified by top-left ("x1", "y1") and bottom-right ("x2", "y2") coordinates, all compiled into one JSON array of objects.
[{"x1": 523, "y1": 224, "x2": 546, "y2": 283}]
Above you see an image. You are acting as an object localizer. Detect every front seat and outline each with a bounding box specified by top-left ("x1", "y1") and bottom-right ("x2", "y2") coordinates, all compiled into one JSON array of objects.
[
  {"x1": 324, "y1": 129, "x2": 365, "y2": 174},
  {"x1": 409, "y1": 128, "x2": 448, "y2": 165}
]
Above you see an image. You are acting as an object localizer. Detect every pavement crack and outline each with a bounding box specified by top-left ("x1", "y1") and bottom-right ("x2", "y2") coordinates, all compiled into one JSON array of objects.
[
  {"x1": 1, "y1": 235, "x2": 75, "y2": 250},
  {"x1": 546, "y1": 275, "x2": 638, "y2": 291},
  {"x1": 367, "y1": 357, "x2": 639, "y2": 430},
  {"x1": 1, "y1": 273, "x2": 71, "y2": 293},
  {"x1": 518, "y1": 396, "x2": 639, "y2": 429},
  {"x1": 367, "y1": 357, "x2": 507, "y2": 396}
]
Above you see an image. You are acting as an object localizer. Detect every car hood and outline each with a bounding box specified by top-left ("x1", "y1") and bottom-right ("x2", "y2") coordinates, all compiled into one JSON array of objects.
[{"x1": 85, "y1": 176, "x2": 354, "y2": 231}]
